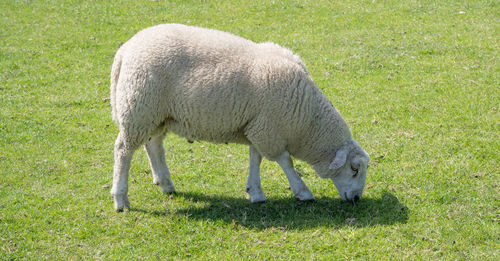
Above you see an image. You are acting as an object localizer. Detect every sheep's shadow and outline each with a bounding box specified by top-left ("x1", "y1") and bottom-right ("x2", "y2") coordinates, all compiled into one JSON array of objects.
[{"x1": 134, "y1": 191, "x2": 408, "y2": 230}]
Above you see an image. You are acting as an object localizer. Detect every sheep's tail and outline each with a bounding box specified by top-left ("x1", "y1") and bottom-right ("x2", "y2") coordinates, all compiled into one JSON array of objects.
[{"x1": 110, "y1": 49, "x2": 123, "y2": 124}]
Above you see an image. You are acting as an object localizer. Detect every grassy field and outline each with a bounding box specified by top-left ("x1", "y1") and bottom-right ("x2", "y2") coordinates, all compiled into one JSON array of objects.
[{"x1": 1, "y1": 0, "x2": 498, "y2": 259}]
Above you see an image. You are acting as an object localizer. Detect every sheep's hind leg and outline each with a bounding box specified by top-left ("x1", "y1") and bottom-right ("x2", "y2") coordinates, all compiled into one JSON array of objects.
[
  {"x1": 246, "y1": 146, "x2": 266, "y2": 203},
  {"x1": 276, "y1": 151, "x2": 314, "y2": 201},
  {"x1": 111, "y1": 133, "x2": 134, "y2": 211},
  {"x1": 145, "y1": 135, "x2": 175, "y2": 194}
]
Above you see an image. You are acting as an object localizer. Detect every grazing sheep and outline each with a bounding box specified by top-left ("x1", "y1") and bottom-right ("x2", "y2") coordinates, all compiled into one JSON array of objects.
[{"x1": 110, "y1": 24, "x2": 370, "y2": 211}]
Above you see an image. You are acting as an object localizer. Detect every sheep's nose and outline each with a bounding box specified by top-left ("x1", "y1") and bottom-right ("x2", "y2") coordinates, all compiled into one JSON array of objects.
[{"x1": 353, "y1": 195, "x2": 360, "y2": 203}]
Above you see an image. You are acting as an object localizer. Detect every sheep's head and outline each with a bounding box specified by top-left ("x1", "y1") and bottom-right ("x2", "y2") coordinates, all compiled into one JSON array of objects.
[{"x1": 314, "y1": 140, "x2": 370, "y2": 203}]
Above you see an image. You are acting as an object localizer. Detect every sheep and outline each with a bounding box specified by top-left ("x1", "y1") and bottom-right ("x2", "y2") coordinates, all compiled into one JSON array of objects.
[{"x1": 109, "y1": 24, "x2": 370, "y2": 211}]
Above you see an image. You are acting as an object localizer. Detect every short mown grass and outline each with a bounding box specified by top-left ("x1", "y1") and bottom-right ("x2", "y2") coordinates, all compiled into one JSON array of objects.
[{"x1": 1, "y1": 0, "x2": 498, "y2": 259}]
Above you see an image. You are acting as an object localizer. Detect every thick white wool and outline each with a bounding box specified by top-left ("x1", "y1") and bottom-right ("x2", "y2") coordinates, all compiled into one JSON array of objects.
[{"x1": 111, "y1": 23, "x2": 352, "y2": 177}]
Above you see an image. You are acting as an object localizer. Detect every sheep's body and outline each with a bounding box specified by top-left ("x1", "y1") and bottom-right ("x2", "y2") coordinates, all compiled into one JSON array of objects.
[{"x1": 110, "y1": 24, "x2": 369, "y2": 211}]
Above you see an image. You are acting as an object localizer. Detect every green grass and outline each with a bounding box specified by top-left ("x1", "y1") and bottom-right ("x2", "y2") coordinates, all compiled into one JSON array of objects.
[{"x1": 1, "y1": 0, "x2": 498, "y2": 259}]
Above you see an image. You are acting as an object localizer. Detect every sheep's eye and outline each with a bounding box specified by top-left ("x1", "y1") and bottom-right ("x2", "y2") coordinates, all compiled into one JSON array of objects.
[{"x1": 351, "y1": 166, "x2": 359, "y2": 177}]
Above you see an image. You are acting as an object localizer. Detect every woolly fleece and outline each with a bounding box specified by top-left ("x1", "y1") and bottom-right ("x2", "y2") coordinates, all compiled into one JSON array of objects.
[{"x1": 111, "y1": 23, "x2": 352, "y2": 172}]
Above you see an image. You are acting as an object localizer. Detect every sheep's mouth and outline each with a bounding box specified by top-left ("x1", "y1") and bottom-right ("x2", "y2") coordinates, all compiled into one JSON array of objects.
[
  {"x1": 344, "y1": 192, "x2": 350, "y2": 202},
  {"x1": 344, "y1": 192, "x2": 359, "y2": 205}
]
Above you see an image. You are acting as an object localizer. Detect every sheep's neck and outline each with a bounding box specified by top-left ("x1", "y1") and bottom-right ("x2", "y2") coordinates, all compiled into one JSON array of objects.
[{"x1": 294, "y1": 93, "x2": 352, "y2": 165}]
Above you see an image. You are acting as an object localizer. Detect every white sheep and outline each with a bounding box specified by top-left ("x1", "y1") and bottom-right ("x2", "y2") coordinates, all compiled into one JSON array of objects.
[{"x1": 110, "y1": 24, "x2": 370, "y2": 211}]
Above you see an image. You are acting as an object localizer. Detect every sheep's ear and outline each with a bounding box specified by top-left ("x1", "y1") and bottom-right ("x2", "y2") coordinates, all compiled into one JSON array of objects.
[{"x1": 329, "y1": 146, "x2": 348, "y2": 170}]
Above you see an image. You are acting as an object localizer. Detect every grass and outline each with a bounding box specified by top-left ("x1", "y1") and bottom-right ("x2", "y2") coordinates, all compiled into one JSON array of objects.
[{"x1": 0, "y1": 0, "x2": 498, "y2": 259}]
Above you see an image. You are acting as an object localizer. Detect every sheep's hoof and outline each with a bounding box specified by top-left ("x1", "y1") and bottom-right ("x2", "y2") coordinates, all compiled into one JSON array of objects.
[
  {"x1": 247, "y1": 188, "x2": 267, "y2": 203},
  {"x1": 250, "y1": 197, "x2": 267, "y2": 203},
  {"x1": 294, "y1": 189, "x2": 315, "y2": 201},
  {"x1": 250, "y1": 194, "x2": 267, "y2": 203},
  {"x1": 296, "y1": 197, "x2": 315, "y2": 202},
  {"x1": 113, "y1": 194, "x2": 130, "y2": 212}
]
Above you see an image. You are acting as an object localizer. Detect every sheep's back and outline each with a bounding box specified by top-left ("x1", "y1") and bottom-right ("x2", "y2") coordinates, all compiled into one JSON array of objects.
[{"x1": 117, "y1": 24, "x2": 271, "y2": 143}]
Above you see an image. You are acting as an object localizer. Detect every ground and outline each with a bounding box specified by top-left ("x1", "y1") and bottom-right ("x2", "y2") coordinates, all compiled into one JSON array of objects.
[{"x1": 0, "y1": 0, "x2": 498, "y2": 259}]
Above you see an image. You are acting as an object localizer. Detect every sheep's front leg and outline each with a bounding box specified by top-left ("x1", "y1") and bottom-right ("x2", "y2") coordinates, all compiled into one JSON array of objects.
[
  {"x1": 276, "y1": 151, "x2": 314, "y2": 201},
  {"x1": 144, "y1": 135, "x2": 175, "y2": 194},
  {"x1": 246, "y1": 146, "x2": 266, "y2": 203},
  {"x1": 111, "y1": 134, "x2": 133, "y2": 211}
]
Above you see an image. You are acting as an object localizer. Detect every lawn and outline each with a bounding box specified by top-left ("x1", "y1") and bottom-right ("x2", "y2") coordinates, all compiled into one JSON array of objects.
[{"x1": 0, "y1": 0, "x2": 498, "y2": 259}]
